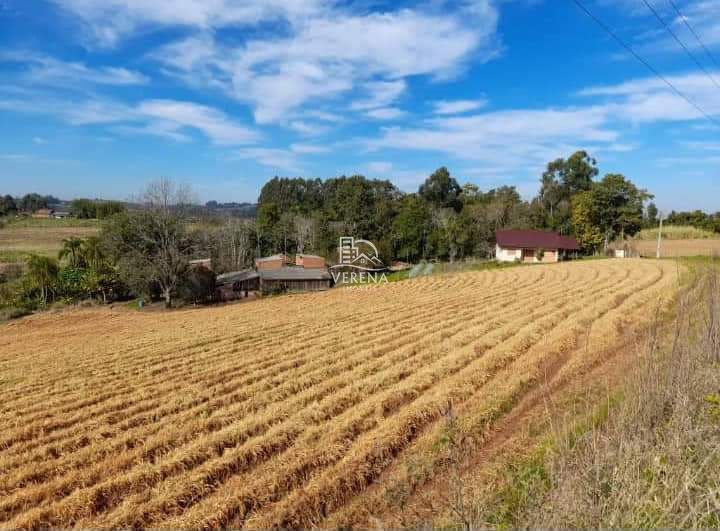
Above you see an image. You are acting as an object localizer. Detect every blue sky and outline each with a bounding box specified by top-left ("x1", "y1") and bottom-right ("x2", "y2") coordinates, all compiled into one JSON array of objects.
[{"x1": 1, "y1": 0, "x2": 719, "y2": 211}]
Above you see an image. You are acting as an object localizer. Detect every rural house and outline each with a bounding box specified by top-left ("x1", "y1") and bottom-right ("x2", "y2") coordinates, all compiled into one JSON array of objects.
[
  {"x1": 217, "y1": 253, "x2": 332, "y2": 299},
  {"x1": 255, "y1": 254, "x2": 287, "y2": 270},
  {"x1": 32, "y1": 208, "x2": 54, "y2": 219},
  {"x1": 495, "y1": 229, "x2": 579, "y2": 263},
  {"x1": 295, "y1": 254, "x2": 326, "y2": 268}
]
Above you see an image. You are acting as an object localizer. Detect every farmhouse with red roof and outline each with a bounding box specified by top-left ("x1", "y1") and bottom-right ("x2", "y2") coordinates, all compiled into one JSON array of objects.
[{"x1": 495, "y1": 229, "x2": 579, "y2": 263}]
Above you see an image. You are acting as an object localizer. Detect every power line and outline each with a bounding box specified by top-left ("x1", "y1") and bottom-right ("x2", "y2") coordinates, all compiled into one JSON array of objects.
[
  {"x1": 641, "y1": 0, "x2": 720, "y2": 90},
  {"x1": 570, "y1": 0, "x2": 720, "y2": 127},
  {"x1": 666, "y1": 0, "x2": 720, "y2": 72}
]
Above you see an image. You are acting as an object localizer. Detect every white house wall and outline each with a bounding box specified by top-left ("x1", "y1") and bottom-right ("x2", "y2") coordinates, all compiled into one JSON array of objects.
[{"x1": 496, "y1": 245, "x2": 522, "y2": 262}]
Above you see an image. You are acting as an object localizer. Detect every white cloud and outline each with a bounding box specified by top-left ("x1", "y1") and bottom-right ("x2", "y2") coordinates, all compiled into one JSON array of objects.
[
  {"x1": 137, "y1": 100, "x2": 258, "y2": 144},
  {"x1": 149, "y1": 2, "x2": 500, "y2": 124},
  {"x1": 0, "y1": 94, "x2": 258, "y2": 145},
  {"x1": 367, "y1": 106, "x2": 617, "y2": 181},
  {"x1": 432, "y1": 98, "x2": 488, "y2": 115},
  {"x1": 288, "y1": 120, "x2": 329, "y2": 136},
  {"x1": 681, "y1": 140, "x2": 720, "y2": 150},
  {"x1": 233, "y1": 147, "x2": 302, "y2": 173},
  {"x1": 52, "y1": 0, "x2": 328, "y2": 47},
  {"x1": 365, "y1": 107, "x2": 407, "y2": 120},
  {"x1": 367, "y1": 161, "x2": 393, "y2": 173},
  {"x1": 0, "y1": 153, "x2": 32, "y2": 161},
  {"x1": 579, "y1": 71, "x2": 720, "y2": 123},
  {"x1": 351, "y1": 80, "x2": 406, "y2": 111},
  {"x1": 290, "y1": 143, "x2": 330, "y2": 154},
  {"x1": 1, "y1": 52, "x2": 148, "y2": 86},
  {"x1": 602, "y1": 0, "x2": 720, "y2": 55}
]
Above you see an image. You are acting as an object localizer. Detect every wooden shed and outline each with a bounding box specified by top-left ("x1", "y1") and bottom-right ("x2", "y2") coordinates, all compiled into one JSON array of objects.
[
  {"x1": 215, "y1": 269, "x2": 260, "y2": 301},
  {"x1": 258, "y1": 267, "x2": 332, "y2": 293}
]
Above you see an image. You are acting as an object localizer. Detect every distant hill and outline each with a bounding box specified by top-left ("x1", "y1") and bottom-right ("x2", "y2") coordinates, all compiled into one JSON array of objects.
[{"x1": 203, "y1": 201, "x2": 257, "y2": 218}]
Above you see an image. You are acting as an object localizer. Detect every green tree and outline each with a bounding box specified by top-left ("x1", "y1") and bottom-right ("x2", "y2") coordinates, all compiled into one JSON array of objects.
[
  {"x1": 19, "y1": 193, "x2": 49, "y2": 212},
  {"x1": 95, "y1": 201, "x2": 126, "y2": 219},
  {"x1": 539, "y1": 150, "x2": 598, "y2": 231},
  {"x1": 419, "y1": 167, "x2": 462, "y2": 211},
  {"x1": 102, "y1": 178, "x2": 195, "y2": 308},
  {"x1": 645, "y1": 202, "x2": 659, "y2": 228},
  {"x1": 593, "y1": 173, "x2": 652, "y2": 247},
  {"x1": 26, "y1": 254, "x2": 59, "y2": 304},
  {"x1": 59, "y1": 237, "x2": 85, "y2": 268},
  {"x1": 0, "y1": 195, "x2": 17, "y2": 216},
  {"x1": 571, "y1": 191, "x2": 604, "y2": 252},
  {"x1": 69, "y1": 198, "x2": 97, "y2": 219},
  {"x1": 80, "y1": 236, "x2": 106, "y2": 270},
  {"x1": 392, "y1": 195, "x2": 432, "y2": 262}
]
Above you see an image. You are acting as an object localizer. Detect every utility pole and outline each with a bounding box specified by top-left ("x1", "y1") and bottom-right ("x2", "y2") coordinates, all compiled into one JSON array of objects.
[{"x1": 656, "y1": 213, "x2": 664, "y2": 259}]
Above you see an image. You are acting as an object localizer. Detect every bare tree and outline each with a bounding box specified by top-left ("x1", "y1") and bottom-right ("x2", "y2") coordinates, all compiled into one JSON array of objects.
[
  {"x1": 105, "y1": 178, "x2": 196, "y2": 308},
  {"x1": 294, "y1": 215, "x2": 314, "y2": 254},
  {"x1": 215, "y1": 218, "x2": 255, "y2": 272}
]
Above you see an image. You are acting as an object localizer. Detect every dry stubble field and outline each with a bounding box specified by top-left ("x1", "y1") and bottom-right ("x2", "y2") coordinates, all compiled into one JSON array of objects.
[{"x1": 0, "y1": 259, "x2": 678, "y2": 528}]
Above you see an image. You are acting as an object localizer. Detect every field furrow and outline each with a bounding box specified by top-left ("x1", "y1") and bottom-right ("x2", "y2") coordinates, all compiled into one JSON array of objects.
[{"x1": 0, "y1": 260, "x2": 678, "y2": 529}]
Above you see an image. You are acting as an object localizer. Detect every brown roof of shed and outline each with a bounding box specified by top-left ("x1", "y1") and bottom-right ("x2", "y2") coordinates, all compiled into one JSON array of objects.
[
  {"x1": 255, "y1": 254, "x2": 287, "y2": 263},
  {"x1": 496, "y1": 229, "x2": 579, "y2": 251}
]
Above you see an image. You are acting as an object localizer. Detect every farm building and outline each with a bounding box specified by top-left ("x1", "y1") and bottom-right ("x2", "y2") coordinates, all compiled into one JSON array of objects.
[
  {"x1": 495, "y1": 229, "x2": 579, "y2": 263},
  {"x1": 32, "y1": 208, "x2": 54, "y2": 219},
  {"x1": 259, "y1": 267, "x2": 332, "y2": 293},
  {"x1": 255, "y1": 254, "x2": 288, "y2": 270},
  {"x1": 215, "y1": 270, "x2": 260, "y2": 301},
  {"x1": 217, "y1": 254, "x2": 333, "y2": 297},
  {"x1": 295, "y1": 254, "x2": 326, "y2": 268}
]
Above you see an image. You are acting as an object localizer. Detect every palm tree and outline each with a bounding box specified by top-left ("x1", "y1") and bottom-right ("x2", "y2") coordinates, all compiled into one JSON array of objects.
[
  {"x1": 80, "y1": 236, "x2": 106, "y2": 270},
  {"x1": 26, "y1": 254, "x2": 59, "y2": 304},
  {"x1": 58, "y1": 237, "x2": 84, "y2": 268}
]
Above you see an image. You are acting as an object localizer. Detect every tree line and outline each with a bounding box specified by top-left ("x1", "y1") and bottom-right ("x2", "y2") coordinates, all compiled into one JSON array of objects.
[
  {"x1": 255, "y1": 150, "x2": 657, "y2": 262},
  {"x1": 2, "y1": 150, "x2": 717, "y2": 315},
  {"x1": 0, "y1": 194, "x2": 126, "y2": 219}
]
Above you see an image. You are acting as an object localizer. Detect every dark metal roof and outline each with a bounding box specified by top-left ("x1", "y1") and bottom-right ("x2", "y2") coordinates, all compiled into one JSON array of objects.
[
  {"x1": 259, "y1": 266, "x2": 331, "y2": 281},
  {"x1": 496, "y1": 230, "x2": 579, "y2": 251},
  {"x1": 216, "y1": 269, "x2": 259, "y2": 285}
]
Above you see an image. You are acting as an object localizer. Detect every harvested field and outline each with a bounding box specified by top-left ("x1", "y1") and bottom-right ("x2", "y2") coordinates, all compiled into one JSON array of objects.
[
  {"x1": 0, "y1": 259, "x2": 678, "y2": 528},
  {"x1": 633, "y1": 238, "x2": 720, "y2": 258},
  {"x1": 0, "y1": 222, "x2": 99, "y2": 263}
]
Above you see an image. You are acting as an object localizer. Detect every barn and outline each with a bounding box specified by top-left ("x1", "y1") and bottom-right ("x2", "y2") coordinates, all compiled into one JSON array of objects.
[
  {"x1": 259, "y1": 267, "x2": 332, "y2": 293},
  {"x1": 495, "y1": 229, "x2": 579, "y2": 263},
  {"x1": 215, "y1": 270, "x2": 260, "y2": 301},
  {"x1": 218, "y1": 254, "x2": 333, "y2": 298}
]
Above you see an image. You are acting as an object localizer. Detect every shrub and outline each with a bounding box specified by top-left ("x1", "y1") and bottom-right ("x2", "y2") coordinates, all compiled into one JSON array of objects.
[{"x1": 177, "y1": 266, "x2": 216, "y2": 305}]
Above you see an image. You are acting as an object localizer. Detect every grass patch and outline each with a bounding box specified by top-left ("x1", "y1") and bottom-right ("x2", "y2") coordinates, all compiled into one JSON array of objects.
[
  {"x1": 635, "y1": 225, "x2": 719, "y2": 240},
  {"x1": 3, "y1": 217, "x2": 101, "y2": 229},
  {"x1": 470, "y1": 260, "x2": 720, "y2": 528}
]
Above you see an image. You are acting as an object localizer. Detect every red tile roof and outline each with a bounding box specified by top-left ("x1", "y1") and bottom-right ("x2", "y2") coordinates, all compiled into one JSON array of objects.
[{"x1": 496, "y1": 230, "x2": 579, "y2": 251}]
